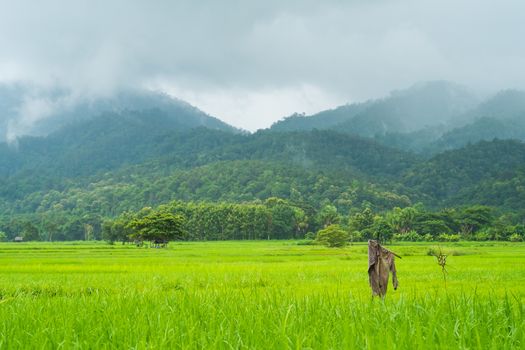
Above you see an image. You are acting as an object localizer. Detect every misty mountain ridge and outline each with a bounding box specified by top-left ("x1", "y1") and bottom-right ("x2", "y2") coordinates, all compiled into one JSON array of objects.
[
  {"x1": 2, "y1": 82, "x2": 525, "y2": 223},
  {"x1": 2, "y1": 80, "x2": 525, "y2": 155},
  {"x1": 0, "y1": 83, "x2": 238, "y2": 143},
  {"x1": 458, "y1": 89, "x2": 525, "y2": 122},
  {"x1": 271, "y1": 81, "x2": 525, "y2": 153},
  {"x1": 271, "y1": 81, "x2": 479, "y2": 134}
]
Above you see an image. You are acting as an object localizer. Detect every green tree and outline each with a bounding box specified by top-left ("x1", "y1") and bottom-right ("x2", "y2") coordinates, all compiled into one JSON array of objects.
[
  {"x1": 457, "y1": 205, "x2": 493, "y2": 238},
  {"x1": 317, "y1": 204, "x2": 340, "y2": 228},
  {"x1": 348, "y1": 207, "x2": 375, "y2": 239},
  {"x1": 316, "y1": 224, "x2": 348, "y2": 247},
  {"x1": 386, "y1": 207, "x2": 418, "y2": 234},
  {"x1": 21, "y1": 222, "x2": 40, "y2": 241},
  {"x1": 371, "y1": 216, "x2": 394, "y2": 242},
  {"x1": 127, "y1": 211, "x2": 186, "y2": 244},
  {"x1": 102, "y1": 212, "x2": 135, "y2": 243}
]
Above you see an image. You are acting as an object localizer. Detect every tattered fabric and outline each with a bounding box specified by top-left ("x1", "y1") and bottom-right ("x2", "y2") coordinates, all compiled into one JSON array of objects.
[{"x1": 368, "y1": 240, "x2": 398, "y2": 297}]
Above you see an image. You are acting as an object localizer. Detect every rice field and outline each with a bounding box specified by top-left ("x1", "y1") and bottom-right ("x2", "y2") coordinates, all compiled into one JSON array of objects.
[{"x1": 0, "y1": 241, "x2": 524, "y2": 349}]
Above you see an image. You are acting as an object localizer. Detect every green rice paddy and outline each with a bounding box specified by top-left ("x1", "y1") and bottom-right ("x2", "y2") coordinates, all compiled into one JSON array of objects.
[{"x1": 0, "y1": 241, "x2": 524, "y2": 349}]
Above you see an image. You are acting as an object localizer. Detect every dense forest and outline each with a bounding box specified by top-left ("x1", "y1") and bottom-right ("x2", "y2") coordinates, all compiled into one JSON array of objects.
[{"x1": 1, "y1": 83, "x2": 525, "y2": 242}]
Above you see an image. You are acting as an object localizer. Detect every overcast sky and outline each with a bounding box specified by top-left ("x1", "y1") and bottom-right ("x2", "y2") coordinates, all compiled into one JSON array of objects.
[{"x1": 1, "y1": 0, "x2": 524, "y2": 131}]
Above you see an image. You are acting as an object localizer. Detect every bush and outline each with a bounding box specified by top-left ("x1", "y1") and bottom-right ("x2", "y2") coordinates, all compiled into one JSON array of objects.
[
  {"x1": 503, "y1": 225, "x2": 525, "y2": 241},
  {"x1": 422, "y1": 233, "x2": 433, "y2": 242},
  {"x1": 437, "y1": 234, "x2": 460, "y2": 242},
  {"x1": 304, "y1": 232, "x2": 316, "y2": 240},
  {"x1": 296, "y1": 239, "x2": 317, "y2": 246},
  {"x1": 474, "y1": 232, "x2": 489, "y2": 241},
  {"x1": 315, "y1": 225, "x2": 348, "y2": 248},
  {"x1": 349, "y1": 230, "x2": 363, "y2": 242},
  {"x1": 393, "y1": 230, "x2": 421, "y2": 241}
]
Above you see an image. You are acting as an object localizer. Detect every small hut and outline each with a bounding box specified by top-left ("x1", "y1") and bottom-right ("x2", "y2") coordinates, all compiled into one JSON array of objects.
[{"x1": 14, "y1": 236, "x2": 23, "y2": 242}]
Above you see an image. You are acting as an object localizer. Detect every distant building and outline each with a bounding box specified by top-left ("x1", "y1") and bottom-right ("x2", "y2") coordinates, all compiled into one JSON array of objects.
[{"x1": 14, "y1": 236, "x2": 23, "y2": 242}]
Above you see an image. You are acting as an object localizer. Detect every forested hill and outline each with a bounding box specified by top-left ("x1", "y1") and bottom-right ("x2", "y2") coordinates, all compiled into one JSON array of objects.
[
  {"x1": 270, "y1": 82, "x2": 525, "y2": 154},
  {"x1": 1, "y1": 109, "x2": 525, "y2": 218},
  {"x1": 404, "y1": 139, "x2": 525, "y2": 208},
  {"x1": 0, "y1": 121, "x2": 418, "y2": 201},
  {"x1": 1, "y1": 86, "x2": 525, "y2": 241},
  {"x1": 270, "y1": 81, "x2": 477, "y2": 136},
  {"x1": 0, "y1": 85, "x2": 238, "y2": 143},
  {"x1": 1, "y1": 111, "x2": 241, "y2": 178}
]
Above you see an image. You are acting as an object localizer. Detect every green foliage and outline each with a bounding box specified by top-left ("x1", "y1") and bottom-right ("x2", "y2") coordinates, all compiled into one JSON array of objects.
[
  {"x1": 437, "y1": 234, "x2": 461, "y2": 242},
  {"x1": 394, "y1": 231, "x2": 422, "y2": 242},
  {"x1": 473, "y1": 232, "x2": 490, "y2": 241},
  {"x1": 1, "y1": 113, "x2": 525, "y2": 244},
  {"x1": 422, "y1": 233, "x2": 433, "y2": 241},
  {"x1": 304, "y1": 232, "x2": 316, "y2": 240},
  {"x1": 102, "y1": 213, "x2": 134, "y2": 243},
  {"x1": 348, "y1": 230, "x2": 364, "y2": 243},
  {"x1": 315, "y1": 224, "x2": 348, "y2": 247},
  {"x1": 435, "y1": 117, "x2": 525, "y2": 151},
  {"x1": 348, "y1": 207, "x2": 375, "y2": 238},
  {"x1": 316, "y1": 204, "x2": 340, "y2": 228},
  {"x1": 404, "y1": 139, "x2": 525, "y2": 210},
  {"x1": 127, "y1": 211, "x2": 186, "y2": 243},
  {"x1": 371, "y1": 216, "x2": 394, "y2": 242},
  {"x1": 21, "y1": 222, "x2": 40, "y2": 241},
  {"x1": 387, "y1": 207, "x2": 418, "y2": 234}
]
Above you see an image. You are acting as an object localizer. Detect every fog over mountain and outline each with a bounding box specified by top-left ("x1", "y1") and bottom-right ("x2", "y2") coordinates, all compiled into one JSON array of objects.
[
  {"x1": 1, "y1": 0, "x2": 525, "y2": 131},
  {"x1": 0, "y1": 84, "x2": 238, "y2": 143},
  {"x1": 1, "y1": 80, "x2": 525, "y2": 152},
  {"x1": 271, "y1": 81, "x2": 480, "y2": 133}
]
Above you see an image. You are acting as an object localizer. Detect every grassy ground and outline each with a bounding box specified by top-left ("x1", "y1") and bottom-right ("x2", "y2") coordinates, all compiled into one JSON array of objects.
[{"x1": 0, "y1": 241, "x2": 524, "y2": 349}]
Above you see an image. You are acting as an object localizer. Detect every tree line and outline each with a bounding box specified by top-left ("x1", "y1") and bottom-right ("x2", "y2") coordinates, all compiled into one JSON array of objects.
[
  {"x1": 102, "y1": 200, "x2": 524, "y2": 244},
  {"x1": 2, "y1": 198, "x2": 524, "y2": 243}
]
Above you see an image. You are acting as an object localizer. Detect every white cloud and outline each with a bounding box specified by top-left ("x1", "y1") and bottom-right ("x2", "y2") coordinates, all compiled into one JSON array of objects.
[
  {"x1": 0, "y1": 0, "x2": 524, "y2": 130},
  {"x1": 156, "y1": 83, "x2": 344, "y2": 131}
]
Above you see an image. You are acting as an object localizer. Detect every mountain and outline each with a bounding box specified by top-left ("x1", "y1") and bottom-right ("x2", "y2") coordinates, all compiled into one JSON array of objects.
[
  {"x1": 336, "y1": 81, "x2": 478, "y2": 136},
  {"x1": 426, "y1": 90, "x2": 525, "y2": 151},
  {"x1": 1, "y1": 116, "x2": 427, "y2": 236},
  {"x1": 0, "y1": 123, "x2": 418, "y2": 199},
  {"x1": 2, "y1": 81, "x2": 525, "y2": 241},
  {"x1": 0, "y1": 114, "x2": 242, "y2": 190},
  {"x1": 459, "y1": 89, "x2": 525, "y2": 122},
  {"x1": 404, "y1": 139, "x2": 525, "y2": 208},
  {"x1": 270, "y1": 83, "x2": 525, "y2": 154},
  {"x1": 269, "y1": 103, "x2": 370, "y2": 132},
  {"x1": 0, "y1": 84, "x2": 238, "y2": 142},
  {"x1": 432, "y1": 117, "x2": 525, "y2": 151},
  {"x1": 270, "y1": 81, "x2": 478, "y2": 137}
]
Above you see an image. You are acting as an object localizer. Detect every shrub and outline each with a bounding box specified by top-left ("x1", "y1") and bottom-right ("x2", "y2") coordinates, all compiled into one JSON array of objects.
[
  {"x1": 422, "y1": 233, "x2": 433, "y2": 242},
  {"x1": 315, "y1": 224, "x2": 349, "y2": 248},
  {"x1": 349, "y1": 230, "x2": 363, "y2": 242},
  {"x1": 304, "y1": 232, "x2": 316, "y2": 240},
  {"x1": 393, "y1": 233, "x2": 403, "y2": 241},
  {"x1": 437, "y1": 234, "x2": 460, "y2": 242},
  {"x1": 296, "y1": 239, "x2": 317, "y2": 245},
  {"x1": 393, "y1": 231, "x2": 422, "y2": 242},
  {"x1": 474, "y1": 232, "x2": 489, "y2": 241},
  {"x1": 503, "y1": 225, "x2": 525, "y2": 241}
]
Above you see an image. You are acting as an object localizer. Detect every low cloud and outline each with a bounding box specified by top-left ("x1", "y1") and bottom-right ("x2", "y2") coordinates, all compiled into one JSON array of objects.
[{"x1": 0, "y1": 0, "x2": 524, "y2": 132}]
